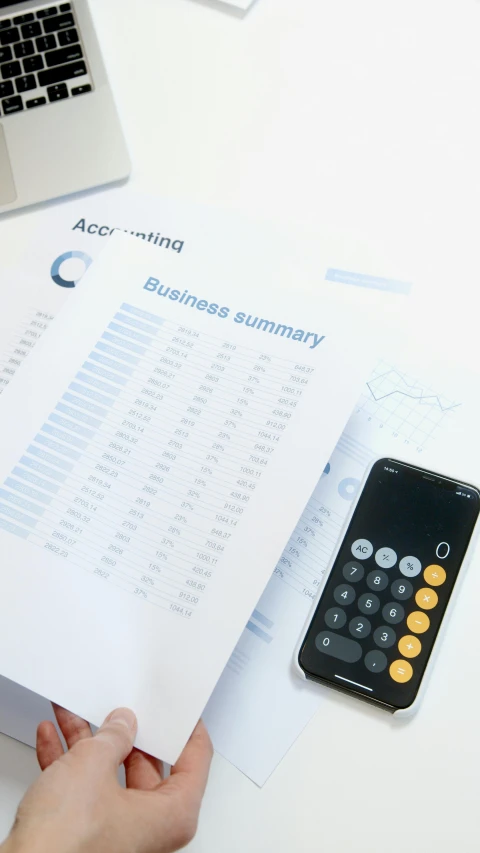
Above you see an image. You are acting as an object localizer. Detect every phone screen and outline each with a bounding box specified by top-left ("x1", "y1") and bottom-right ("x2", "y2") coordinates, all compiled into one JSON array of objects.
[{"x1": 298, "y1": 459, "x2": 480, "y2": 710}]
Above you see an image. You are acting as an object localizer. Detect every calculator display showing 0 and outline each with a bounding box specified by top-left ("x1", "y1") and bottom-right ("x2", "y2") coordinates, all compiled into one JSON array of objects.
[{"x1": 298, "y1": 458, "x2": 480, "y2": 710}]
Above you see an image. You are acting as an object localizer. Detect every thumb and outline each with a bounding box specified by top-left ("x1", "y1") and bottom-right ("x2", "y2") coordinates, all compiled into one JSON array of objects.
[{"x1": 93, "y1": 707, "x2": 138, "y2": 768}]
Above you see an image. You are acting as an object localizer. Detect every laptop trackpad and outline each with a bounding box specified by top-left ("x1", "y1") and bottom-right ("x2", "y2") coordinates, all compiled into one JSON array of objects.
[{"x1": 0, "y1": 125, "x2": 17, "y2": 206}]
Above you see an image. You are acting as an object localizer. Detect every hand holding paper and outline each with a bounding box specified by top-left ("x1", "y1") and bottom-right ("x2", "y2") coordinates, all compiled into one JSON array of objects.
[{"x1": 0, "y1": 232, "x2": 372, "y2": 762}]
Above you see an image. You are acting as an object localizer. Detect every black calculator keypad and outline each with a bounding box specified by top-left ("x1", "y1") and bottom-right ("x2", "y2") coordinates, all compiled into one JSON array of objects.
[{"x1": 301, "y1": 535, "x2": 452, "y2": 708}]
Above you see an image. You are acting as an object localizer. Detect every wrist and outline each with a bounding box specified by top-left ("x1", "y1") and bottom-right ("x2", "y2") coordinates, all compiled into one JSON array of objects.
[{"x1": 1, "y1": 829, "x2": 79, "y2": 853}]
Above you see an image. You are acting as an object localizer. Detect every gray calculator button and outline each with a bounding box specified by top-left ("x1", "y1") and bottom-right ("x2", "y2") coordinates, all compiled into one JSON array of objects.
[
  {"x1": 342, "y1": 561, "x2": 364, "y2": 583},
  {"x1": 399, "y1": 556, "x2": 422, "y2": 577},
  {"x1": 333, "y1": 583, "x2": 356, "y2": 606},
  {"x1": 358, "y1": 592, "x2": 380, "y2": 615},
  {"x1": 373, "y1": 625, "x2": 397, "y2": 648},
  {"x1": 375, "y1": 547, "x2": 397, "y2": 568},
  {"x1": 382, "y1": 602, "x2": 405, "y2": 624},
  {"x1": 349, "y1": 615, "x2": 371, "y2": 639},
  {"x1": 351, "y1": 538, "x2": 373, "y2": 560},
  {"x1": 324, "y1": 607, "x2": 347, "y2": 630},
  {"x1": 364, "y1": 650, "x2": 388, "y2": 673},
  {"x1": 391, "y1": 578, "x2": 413, "y2": 601},
  {"x1": 315, "y1": 631, "x2": 362, "y2": 663},
  {"x1": 366, "y1": 570, "x2": 388, "y2": 592}
]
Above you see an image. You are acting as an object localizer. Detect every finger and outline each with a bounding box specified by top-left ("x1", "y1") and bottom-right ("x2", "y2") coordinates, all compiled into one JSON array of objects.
[
  {"x1": 52, "y1": 703, "x2": 92, "y2": 750},
  {"x1": 124, "y1": 748, "x2": 164, "y2": 790},
  {"x1": 93, "y1": 707, "x2": 138, "y2": 769},
  {"x1": 167, "y1": 720, "x2": 213, "y2": 807},
  {"x1": 36, "y1": 720, "x2": 64, "y2": 771}
]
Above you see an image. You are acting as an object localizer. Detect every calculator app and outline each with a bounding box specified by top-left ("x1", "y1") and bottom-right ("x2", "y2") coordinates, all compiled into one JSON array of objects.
[{"x1": 299, "y1": 459, "x2": 480, "y2": 709}]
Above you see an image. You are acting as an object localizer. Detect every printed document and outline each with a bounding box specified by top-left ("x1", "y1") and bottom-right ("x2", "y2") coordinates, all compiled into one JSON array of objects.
[
  {"x1": 204, "y1": 345, "x2": 480, "y2": 783},
  {"x1": 0, "y1": 232, "x2": 372, "y2": 763}
]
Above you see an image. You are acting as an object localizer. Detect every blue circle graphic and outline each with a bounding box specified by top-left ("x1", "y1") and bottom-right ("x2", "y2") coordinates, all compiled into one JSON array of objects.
[
  {"x1": 51, "y1": 251, "x2": 93, "y2": 288},
  {"x1": 338, "y1": 477, "x2": 360, "y2": 501}
]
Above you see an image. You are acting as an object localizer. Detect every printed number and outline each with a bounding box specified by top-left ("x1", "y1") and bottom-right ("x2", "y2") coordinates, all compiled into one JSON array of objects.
[
  {"x1": 436, "y1": 541, "x2": 450, "y2": 559},
  {"x1": 341, "y1": 591, "x2": 348, "y2": 599},
  {"x1": 365, "y1": 599, "x2": 373, "y2": 608},
  {"x1": 356, "y1": 622, "x2": 364, "y2": 633},
  {"x1": 398, "y1": 585, "x2": 406, "y2": 594},
  {"x1": 350, "y1": 567, "x2": 357, "y2": 576},
  {"x1": 389, "y1": 608, "x2": 397, "y2": 618},
  {"x1": 374, "y1": 576, "x2": 381, "y2": 585},
  {"x1": 381, "y1": 632, "x2": 388, "y2": 642},
  {"x1": 322, "y1": 637, "x2": 330, "y2": 647},
  {"x1": 333, "y1": 614, "x2": 338, "y2": 622}
]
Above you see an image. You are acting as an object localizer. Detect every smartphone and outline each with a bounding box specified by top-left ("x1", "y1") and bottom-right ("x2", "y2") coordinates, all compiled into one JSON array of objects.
[{"x1": 295, "y1": 458, "x2": 480, "y2": 714}]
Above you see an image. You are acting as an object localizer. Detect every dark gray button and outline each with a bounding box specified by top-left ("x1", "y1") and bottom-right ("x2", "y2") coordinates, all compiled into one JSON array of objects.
[
  {"x1": 324, "y1": 607, "x2": 346, "y2": 630},
  {"x1": 382, "y1": 602, "x2": 405, "y2": 624},
  {"x1": 364, "y1": 650, "x2": 388, "y2": 673},
  {"x1": 349, "y1": 615, "x2": 371, "y2": 639},
  {"x1": 391, "y1": 578, "x2": 413, "y2": 601},
  {"x1": 315, "y1": 631, "x2": 362, "y2": 663},
  {"x1": 373, "y1": 625, "x2": 397, "y2": 648},
  {"x1": 366, "y1": 570, "x2": 388, "y2": 592},
  {"x1": 358, "y1": 592, "x2": 380, "y2": 615},
  {"x1": 333, "y1": 583, "x2": 356, "y2": 606},
  {"x1": 342, "y1": 560, "x2": 364, "y2": 583}
]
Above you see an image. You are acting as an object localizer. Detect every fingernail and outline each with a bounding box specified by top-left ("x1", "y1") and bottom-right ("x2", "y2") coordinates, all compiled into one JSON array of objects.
[{"x1": 105, "y1": 707, "x2": 137, "y2": 733}]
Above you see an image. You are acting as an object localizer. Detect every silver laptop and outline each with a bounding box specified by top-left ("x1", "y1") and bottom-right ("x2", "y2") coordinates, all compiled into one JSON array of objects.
[{"x1": 0, "y1": 0, "x2": 130, "y2": 213}]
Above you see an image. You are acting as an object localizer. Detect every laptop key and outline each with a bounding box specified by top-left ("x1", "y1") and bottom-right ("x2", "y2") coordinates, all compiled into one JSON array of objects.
[
  {"x1": 14, "y1": 40, "x2": 35, "y2": 59},
  {"x1": 0, "y1": 28, "x2": 20, "y2": 46},
  {"x1": 26, "y1": 96, "x2": 47, "y2": 109},
  {"x1": 13, "y1": 14, "x2": 35, "y2": 25},
  {"x1": 0, "y1": 47, "x2": 12, "y2": 63},
  {"x1": 47, "y1": 83, "x2": 68, "y2": 102},
  {"x1": 0, "y1": 21, "x2": 12, "y2": 31},
  {"x1": 0, "y1": 80, "x2": 13, "y2": 98},
  {"x1": 72, "y1": 84, "x2": 92, "y2": 96},
  {"x1": 1, "y1": 61, "x2": 21, "y2": 79},
  {"x1": 1, "y1": 95, "x2": 23, "y2": 114},
  {"x1": 43, "y1": 13, "x2": 74, "y2": 34},
  {"x1": 23, "y1": 55, "x2": 44, "y2": 73},
  {"x1": 15, "y1": 74, "x2": 36, "y2": 94},
  {"x1": 37, "y1": 8, "x2": 59, "y2": 18},
  {"x1": 39, "y1": 60, "x2": 86, "y2": 87},
  {"x1": 58, "y1": 28, "x2": 78, "y2": 46},
  {"x1": 60, "y1": 3, "x2": 72, "y2": 10},
  {"x1": 45, "y1": 44, "x2": 82, "y2": 67},
  {"x1": 36, "y1": 35, "x2": 56, "y2": 52},
  {"x1": 22, "y1": 22, "x2": 42, "y2": 39}
]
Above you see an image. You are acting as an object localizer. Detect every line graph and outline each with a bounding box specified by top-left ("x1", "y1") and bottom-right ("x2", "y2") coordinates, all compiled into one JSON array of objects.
[
  {"x1": 356, "y1": 360, "x2": 461, "y2": 448},
  {"x1": 367, "y1": 370, "x2": 462, "y2": 412}
]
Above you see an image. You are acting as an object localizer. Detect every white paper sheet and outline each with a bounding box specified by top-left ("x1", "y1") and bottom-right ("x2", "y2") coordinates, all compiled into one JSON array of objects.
[
  {"x1": 0, "y1": 231, "x2": 373, "y2": 763},
  {"x1": 204, "y1": 347, "x2": 480, "y2": 783}
]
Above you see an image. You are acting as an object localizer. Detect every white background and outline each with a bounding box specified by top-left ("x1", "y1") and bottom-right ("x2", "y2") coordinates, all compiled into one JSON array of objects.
[{"x1": 1, "y1": 0, "x2": 480, "y2": 850}]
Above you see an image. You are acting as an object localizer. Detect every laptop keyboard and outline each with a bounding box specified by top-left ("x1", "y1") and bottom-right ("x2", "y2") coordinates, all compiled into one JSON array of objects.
[{"x1": 0, "y1": 4, "x2": 93, "y2": 117}]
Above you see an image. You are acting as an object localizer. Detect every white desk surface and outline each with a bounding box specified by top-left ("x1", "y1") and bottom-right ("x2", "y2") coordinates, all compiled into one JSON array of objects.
[{"x1": 1, "y1": 0, "x2": 480, "y2": 849}]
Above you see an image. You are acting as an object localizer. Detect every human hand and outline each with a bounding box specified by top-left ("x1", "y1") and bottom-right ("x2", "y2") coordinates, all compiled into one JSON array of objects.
[{"x1": 2, "y1": 704, "x2": 213, "y2": 853}]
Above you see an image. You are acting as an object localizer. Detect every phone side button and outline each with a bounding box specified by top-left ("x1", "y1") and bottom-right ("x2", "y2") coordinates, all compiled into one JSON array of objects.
[{"x1": 315, "y1": 631, "x2": 362, "y2": 663}]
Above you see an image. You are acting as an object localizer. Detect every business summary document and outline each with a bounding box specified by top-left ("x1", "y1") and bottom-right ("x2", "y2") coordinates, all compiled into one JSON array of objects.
[{"x1": 0, "y1": 232, "x2": 372, "y2": 762}]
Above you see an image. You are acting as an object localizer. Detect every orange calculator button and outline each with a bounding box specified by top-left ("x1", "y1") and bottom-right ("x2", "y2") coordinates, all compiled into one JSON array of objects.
[
  {"x1": 407, "y1": 611, "x2": 430, "y2": 634},
  {"x1": 389, "y1": 659, "x2": 413, "y2": 683},
  {"x1": 424, "y1": 565, "x2": 446, "y2": 586},
  {"x1": 398, "y1": 635, "x2": 422, "y2": 658},
  {"x1": 415, "y1": 587, "x2": 438, "y2": 610}
]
